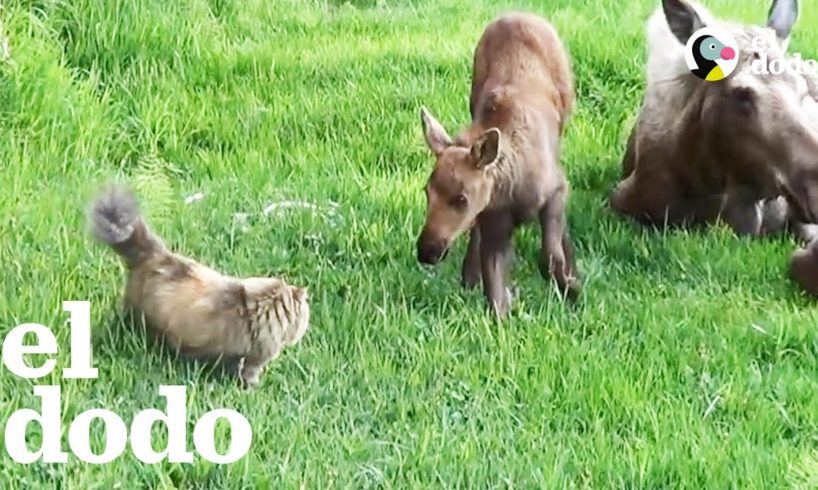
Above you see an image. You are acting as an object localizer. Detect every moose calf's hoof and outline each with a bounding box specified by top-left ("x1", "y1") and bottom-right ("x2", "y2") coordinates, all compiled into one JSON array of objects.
[
  {"x1": 487, "y1": 289, "x2": 514, "y2": 318},
  {"x1": 562, "y1": 277, "x2": 582, "y2": 301},
  {"x1": 462, "y1": 269, "x2": 482, "y2": 290}
]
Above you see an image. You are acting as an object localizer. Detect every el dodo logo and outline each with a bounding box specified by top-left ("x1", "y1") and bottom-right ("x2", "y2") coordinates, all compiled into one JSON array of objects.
[
  {"x1": 2, "y1": 302, "x2": 252, "y2": 464},
  {"x1": 684, "y1": 27, "x2": 739, "y2": 81}
]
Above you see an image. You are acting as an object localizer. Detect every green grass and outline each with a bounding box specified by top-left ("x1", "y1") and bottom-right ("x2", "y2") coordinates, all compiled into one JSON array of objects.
[{"x1": 2, "y1": 0, "x2": 818, "y2": 487}]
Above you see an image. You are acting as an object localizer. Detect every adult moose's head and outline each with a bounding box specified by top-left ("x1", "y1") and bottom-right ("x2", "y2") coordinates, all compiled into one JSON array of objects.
[
  {"x1": 612, "y1": 0, "x2": 818, "y2": 236},
  {"x1": 661, "y1": 0, "x2": 818, "y2": 223}
]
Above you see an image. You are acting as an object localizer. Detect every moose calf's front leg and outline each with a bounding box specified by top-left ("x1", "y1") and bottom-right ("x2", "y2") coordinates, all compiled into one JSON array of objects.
[
  {"x1": 461, "y1": 226, "x2": 482, "y2": 289},
  {"x1": 479, "y1": 214, "x2": 513, "y2": 317},
  {"x1": 539, "y1": 188, "x2": 580, "y2": 298}
]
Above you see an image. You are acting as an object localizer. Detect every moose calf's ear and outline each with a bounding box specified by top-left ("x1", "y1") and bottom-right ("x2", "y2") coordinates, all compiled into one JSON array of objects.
[
  {"x1": 420, "y1": 106, "x2": 452, "y2": 155},
  {"x1": 767, "y1": 0, "x2": 798, "y2": 42},
  {"x1": 662, "y1": 0, "x2": 705, "y2": 45},
  {"x1": 471, "y1": 128, "x2": 501, "y2": 169}
]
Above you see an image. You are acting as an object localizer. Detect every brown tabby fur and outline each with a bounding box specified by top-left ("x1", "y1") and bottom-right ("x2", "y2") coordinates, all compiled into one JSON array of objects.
[{"x1": 90, "y1": 186, "x2": 310, "y2": 388}]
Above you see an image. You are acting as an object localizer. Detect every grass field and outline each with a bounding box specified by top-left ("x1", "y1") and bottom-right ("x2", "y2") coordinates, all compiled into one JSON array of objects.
[{"x1": 2, "y1": 0, "x2": 818, "y2": 487}]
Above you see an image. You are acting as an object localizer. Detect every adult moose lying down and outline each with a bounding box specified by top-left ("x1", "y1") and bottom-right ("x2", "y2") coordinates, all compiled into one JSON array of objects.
[{"x1": 610, "y1": 0, "x2": 818, "y2": 239}]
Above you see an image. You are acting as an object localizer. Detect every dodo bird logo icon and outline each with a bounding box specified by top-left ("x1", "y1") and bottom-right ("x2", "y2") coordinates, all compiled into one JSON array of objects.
[{"x1": 684, "y1": 27, "x2": 739, "y2": 81}]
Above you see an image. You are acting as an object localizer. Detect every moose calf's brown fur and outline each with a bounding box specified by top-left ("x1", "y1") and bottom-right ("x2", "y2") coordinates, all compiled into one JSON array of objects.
[
  {"x1": 90, "y1": 186, "x2": 310, "y2": 388},
  {"x1": 416, "y1": 12, "x2": 579, "y2": 316}
]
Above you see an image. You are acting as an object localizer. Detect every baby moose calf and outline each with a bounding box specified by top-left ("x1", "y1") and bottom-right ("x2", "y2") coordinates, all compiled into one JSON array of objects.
[{"x1": 415, "y1": 12, "x2": 580, "y2": 316}]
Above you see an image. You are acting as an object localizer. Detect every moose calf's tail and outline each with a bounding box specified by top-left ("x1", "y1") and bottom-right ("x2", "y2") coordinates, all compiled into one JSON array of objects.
[{"x1": 90, "y1": 185, "x2": 165, "y2": 269}]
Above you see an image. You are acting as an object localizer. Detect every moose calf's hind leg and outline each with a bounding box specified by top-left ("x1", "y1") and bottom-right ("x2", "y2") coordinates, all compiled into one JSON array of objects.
[
  {"x1": 461, "y1": 226, "x2": 482, "y2": 289},
  {"x1": 560, "y1": 231, "x2": 581, "y2": 297}
]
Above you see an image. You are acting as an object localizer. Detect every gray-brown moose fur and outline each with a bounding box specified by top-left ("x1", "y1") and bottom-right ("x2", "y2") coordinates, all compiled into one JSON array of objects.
[{"x1": 610, "y1": 0, "x2": 818, "y2": 240}]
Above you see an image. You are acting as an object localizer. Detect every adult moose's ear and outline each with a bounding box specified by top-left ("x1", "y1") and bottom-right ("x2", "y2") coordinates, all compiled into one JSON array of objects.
[
  {"x1": 420, "y1": 106, "x2": 452, "y2": 155},
  {"x1": 470, "y1": 128, "x2": 501, "y2": 169},
  {"x1": 767, "y1": 0, "x2": 798, "y2": 42},
  {"x1": 662, "y1": 0, "x2": 706, "y2": 45}
]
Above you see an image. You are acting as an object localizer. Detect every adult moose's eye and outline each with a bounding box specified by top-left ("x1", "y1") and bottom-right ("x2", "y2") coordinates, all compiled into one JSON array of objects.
[{"x1": 449, "y1": 194, "x2": 468, "y2": 209}]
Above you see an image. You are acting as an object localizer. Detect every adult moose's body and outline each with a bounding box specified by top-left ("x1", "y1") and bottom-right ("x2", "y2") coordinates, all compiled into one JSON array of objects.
[
  {"x1": 415, "y1": 12, "x2": 578, "y2": 316},
  {"x1": 611, "y1": 0, "x2": 818, "y2": 239}
]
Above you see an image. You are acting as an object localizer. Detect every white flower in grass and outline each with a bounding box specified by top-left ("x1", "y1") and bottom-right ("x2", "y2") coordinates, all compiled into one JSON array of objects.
[
  {"x1": 184, "y1": 192, "x2": 205, "y2": 204},
  {"x1": 0, "y1": 17, "x2": 9, "y2": 62}
]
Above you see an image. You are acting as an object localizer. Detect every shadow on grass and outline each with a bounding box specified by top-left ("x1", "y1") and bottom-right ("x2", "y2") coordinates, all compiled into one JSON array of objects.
[
  {"x1": 345, "y1": 177, "x2": 811, "y2": 312},
  {"x1": 92, "y1": 304, "x2": 241, "y2": 386}
]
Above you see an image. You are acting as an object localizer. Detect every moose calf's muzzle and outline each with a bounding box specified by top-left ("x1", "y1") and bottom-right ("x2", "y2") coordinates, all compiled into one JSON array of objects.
[{"x1": 416, "y1": 233, "x2": 448, "y2": 265}]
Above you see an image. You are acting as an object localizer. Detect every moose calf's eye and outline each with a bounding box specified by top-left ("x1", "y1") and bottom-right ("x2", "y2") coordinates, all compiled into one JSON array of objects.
[{"x1": 449, "y1": 194, "x2": 468, "y2": 209}]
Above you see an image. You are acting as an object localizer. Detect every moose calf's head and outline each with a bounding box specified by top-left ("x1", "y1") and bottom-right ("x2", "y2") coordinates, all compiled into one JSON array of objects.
[
  {"x1": 659, "y1": 0, "x2": 818, "y2": 220},
  {"x1": 416, "y1": 107, "x2": 501, "y2": 265}
]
